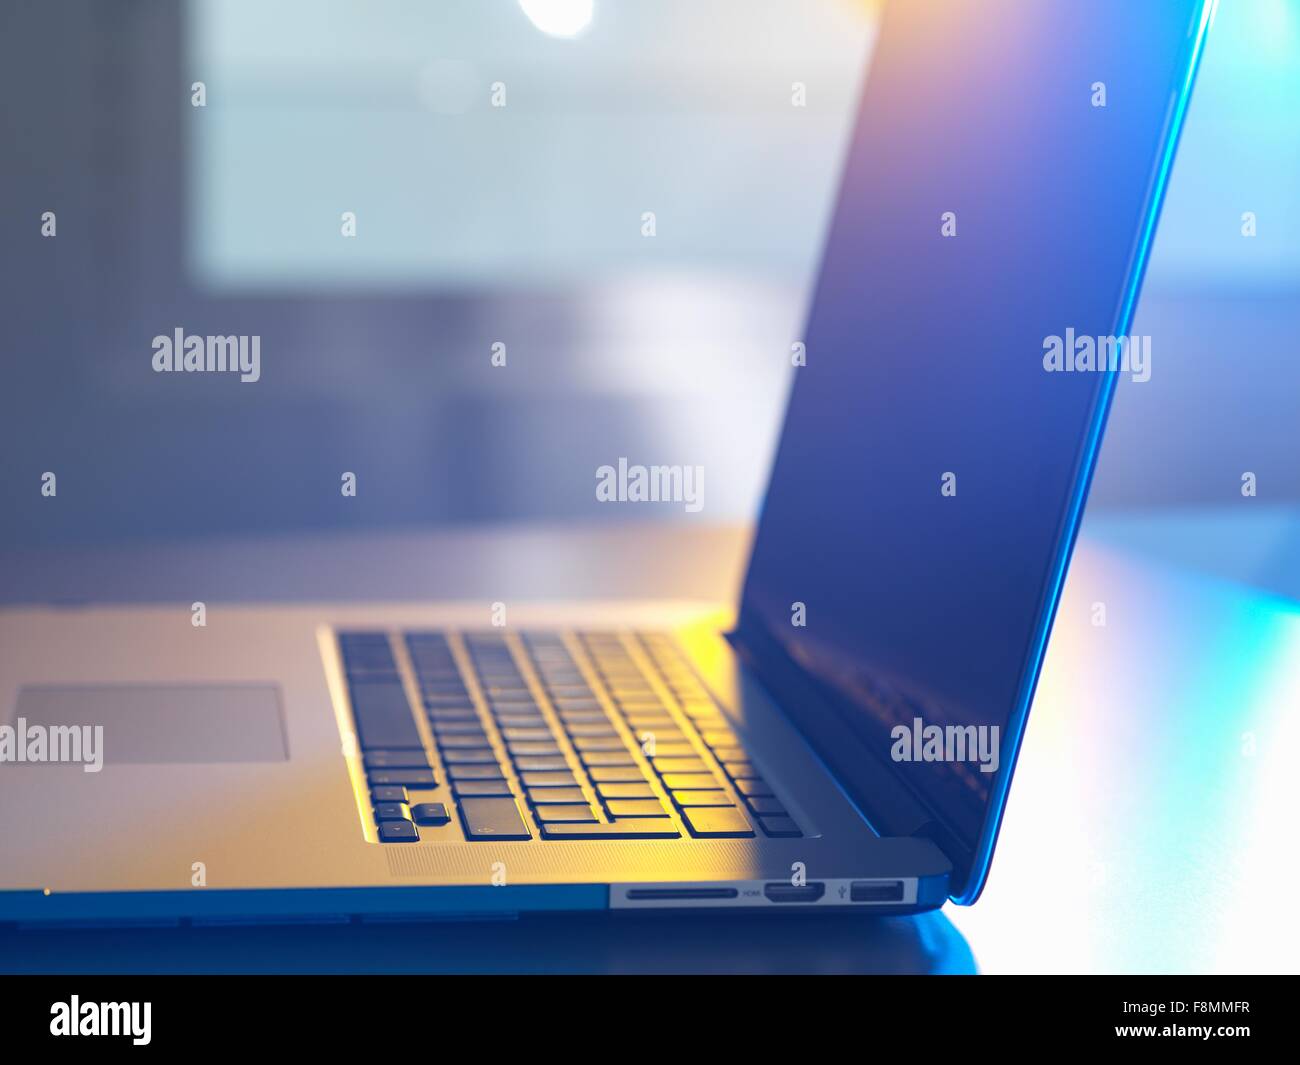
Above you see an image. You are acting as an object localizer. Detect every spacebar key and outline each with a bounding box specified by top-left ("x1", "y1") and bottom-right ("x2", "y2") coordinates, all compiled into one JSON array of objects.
[
  {"x1": 459, "y1": 798, "x2": 532, "y2": 840},
  {"x1": 540, "y1": 819, "x2": 680, "y2": 840}
]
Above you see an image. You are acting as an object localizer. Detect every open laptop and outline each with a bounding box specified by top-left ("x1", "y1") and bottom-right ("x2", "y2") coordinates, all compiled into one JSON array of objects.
[{"x1": 0, "y1": 0, "x2": 1214, "y2": 923}]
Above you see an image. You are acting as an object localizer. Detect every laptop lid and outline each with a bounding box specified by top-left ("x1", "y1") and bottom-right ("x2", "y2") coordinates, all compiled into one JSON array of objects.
[{"x1": 734, "y1": 0, "x2": 1215, "y2": 903}]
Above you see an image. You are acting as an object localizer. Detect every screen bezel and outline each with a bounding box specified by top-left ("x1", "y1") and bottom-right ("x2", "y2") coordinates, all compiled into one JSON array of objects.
[{"x1": 732, "y1": 0, "x2": 1217, "y2": 904}]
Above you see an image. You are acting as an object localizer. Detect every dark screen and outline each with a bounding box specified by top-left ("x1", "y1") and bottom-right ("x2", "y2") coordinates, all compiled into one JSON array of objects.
[{"x1": 739, "y1": 0, "x2": 1210, "y2": 898}]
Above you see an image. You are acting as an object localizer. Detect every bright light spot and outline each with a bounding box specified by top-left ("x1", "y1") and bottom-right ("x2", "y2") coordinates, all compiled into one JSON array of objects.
[{"x1": 519, "y1": 0, "x2": 594, "y2": 39}]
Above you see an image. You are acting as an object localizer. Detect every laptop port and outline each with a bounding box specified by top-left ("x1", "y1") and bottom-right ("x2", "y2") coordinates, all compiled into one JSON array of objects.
[
  {"x1": 763, "y1": 882, "x2": 826, "y2": 903},
  {"x1": 625, "y1": 888, "x2": 739, "y2": 901},
  {"x1": 850, "y1": 880, "x2": 905, "y2": 903}
]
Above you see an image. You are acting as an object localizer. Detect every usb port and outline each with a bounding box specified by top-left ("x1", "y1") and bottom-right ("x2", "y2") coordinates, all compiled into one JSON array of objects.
[
  {"x1": 763, "y1": 882, "x2": 826, "y2": 903},
  {"x1": 850, "y1": 880, "x2": 905, "y2": 903}
]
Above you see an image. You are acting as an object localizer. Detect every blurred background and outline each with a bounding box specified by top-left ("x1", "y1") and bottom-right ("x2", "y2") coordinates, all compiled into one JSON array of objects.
[{"x1": 1, "y1": 0, "x2": 1298, "y2": 551}]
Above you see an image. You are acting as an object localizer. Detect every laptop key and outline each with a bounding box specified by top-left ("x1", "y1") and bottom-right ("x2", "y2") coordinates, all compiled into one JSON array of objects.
[
  {"x1": 605, "y1": 799, "x2": 668, "y2": 817},
  {"x1": 580, "y1": 751, "x2": 638, "y2": 767},
  {"x1": 623, "y1": 716, "x2": 679, "y2": 730},
  {"x1": 429, "y1": 712, "x2": 476, "y2": 728},
  {"x1": 571, "y1": 736, "x2": 628, "y2": 752},
  {"x1": 441, "y1": 734, "x2": 498, "y2": 749},
  {"x1": 671, "y1": 790, "x2": 734, "y2": 807},
  {"x1": 641, "y1": 741, "x2": 696, "y2": 757},
  {"x1": 650, "y1": 757, "x2": 710, "y2": 774},
  {"x1": 596, "y1": 782, "x2": 656, "y2": 799},
  {"x1": 507, "y1": 742, "x2": 563, "y2": 757},
  {"x1": 430, "y1": 720, "x2": 486, "y2": 733},
  {"x1": 746, "y1": 796, "x2": 787, "y2": 816},
  {"x1": 534, "y1": 805, "x2": 599, "y2": 823},
  {"x1": 415, "y1": 676, "x2": 465, "y2": 689},
  {"x1": 566, "y1": 724, "x2": 619, "y2": 738},
  {"x1": 453, "y1": 780, "x2": 515, "y2": 797},
  {"x1": 459, "y1": 798, "x2": 531, "y2": 841},
  {"x1": 495, "y1": 715, "x2": 547, "y2": 729},
  {"x1": 447, "y1": 765, "x2": 507, "y2": 781},
  {"x1": 539, "y1": 820, "x2": 680, "y2": 840},
  {"x1": 588, "y1": 766, "x2": 647, "y2": 783},
  {"x1": 520, "y1": 771, "x2": 578, "y2": 788},
  {"x1": 367, "y1": 769, "x2": 437, "y2": 787},
  {"x1": 502, "y1": 728, "x2": 553, "y2": 741},
  {"x1": 435, "y1": 731, "x2": 490, "y2": 746},
  {"x1": 513, "y1": 756, "x2": 569, "y2": 772},
  {"x1": 363, "y1": 749, "x2": 431, "y2": 769},
  {"x1": 370, "y1": 785, "x2": 408, "y2": 804},
  {"x1": 341, "y1": 636, "x2": 395, "y2": 656},
  {"x1": 378, "y1": 820, "x2": 419, "y2": 842},
  {"x1": 759, "y1": 816, "x2": 801, "y2": 838},
  {"x1": 489, "y1": 706, "x2": 542, "y2": 718},
  {"x1": 350, "y1": 683, "x2": 422, "y2": 750},
  {"x1": 556, "y1": 712, "x2": 609, "y2": 726},
  {"x1": 734, "y1": 778, "x2": 774, "y2": 797},
  {"x1": 682, "y1": 807, "x2": 754, "y2": 838},
  {"x1": 525, "y1": 786, "x2": 587, "y2": 804},
  {"x1": 411, "y1": 802, "x2": 451, "y2": 825},
  {"x1": 661, "y1": 773, "x2": 720, "y2": 790},
  {"x1": 629, "y1": 723, "x2": 686, "y2": 738},
  {"x1": 440, "y1": 750, "x2": 499, "y2": 765},
  {"x1": 373, "y1": 802, "x2": 412, "y2": 821}
]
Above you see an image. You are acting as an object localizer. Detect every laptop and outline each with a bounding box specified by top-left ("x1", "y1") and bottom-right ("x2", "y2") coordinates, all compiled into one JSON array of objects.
[{"x1": 0, "y1": 0, "x2": 1214, "y2": 923}]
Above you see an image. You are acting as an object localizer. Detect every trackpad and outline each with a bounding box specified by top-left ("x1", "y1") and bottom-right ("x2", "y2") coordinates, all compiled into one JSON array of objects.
[{"x1": 11, "y1": 685, "x2": 288, "y2": 764}]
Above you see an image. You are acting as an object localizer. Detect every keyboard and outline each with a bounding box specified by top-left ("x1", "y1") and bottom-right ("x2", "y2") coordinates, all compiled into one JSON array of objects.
[{"x1": 336, "y1": 629, "x2": 803, "y2": 843}]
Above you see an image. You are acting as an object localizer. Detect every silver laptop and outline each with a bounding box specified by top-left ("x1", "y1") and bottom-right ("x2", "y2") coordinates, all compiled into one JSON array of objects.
[{"x1": 0, "y1": 0, "x2": 1213, "y2": 923}]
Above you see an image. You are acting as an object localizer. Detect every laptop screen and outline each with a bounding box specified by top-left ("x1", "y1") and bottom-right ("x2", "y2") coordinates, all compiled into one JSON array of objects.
[{"x1": 738, "y1": 0, "x2": 1212, "y2": 899}]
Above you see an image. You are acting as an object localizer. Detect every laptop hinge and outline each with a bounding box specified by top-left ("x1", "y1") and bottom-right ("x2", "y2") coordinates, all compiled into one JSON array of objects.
[{"x1": 727, "y1": 617, "x2": 973, "y2": 883}]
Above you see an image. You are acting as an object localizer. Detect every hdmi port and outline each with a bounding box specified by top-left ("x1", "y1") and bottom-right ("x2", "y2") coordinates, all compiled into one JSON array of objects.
[{"x1": 764, "y1": 882, "x2": 826, "y2": 903}]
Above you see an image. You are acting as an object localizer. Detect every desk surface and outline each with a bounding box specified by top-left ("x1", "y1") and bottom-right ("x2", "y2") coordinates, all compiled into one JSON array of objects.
[{"x1": 3, "y1": 507, "x2": 1298, "y2": 974}]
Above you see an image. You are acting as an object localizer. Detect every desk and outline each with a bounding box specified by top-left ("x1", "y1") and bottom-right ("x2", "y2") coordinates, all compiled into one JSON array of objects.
[{"x1": 2, "y1": 509, "x2": 1297, "y2": 973}]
